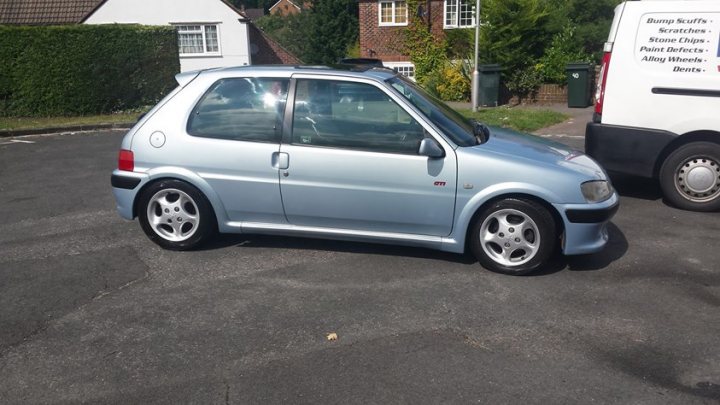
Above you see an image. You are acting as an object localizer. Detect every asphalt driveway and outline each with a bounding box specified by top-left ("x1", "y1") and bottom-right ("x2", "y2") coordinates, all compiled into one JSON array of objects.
[{"x1": 0, "y1": 129, "x2": 718, "y2": 404}]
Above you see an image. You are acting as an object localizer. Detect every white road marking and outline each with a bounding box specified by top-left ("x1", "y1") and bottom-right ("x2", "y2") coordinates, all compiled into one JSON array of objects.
[
  {"x1": 539, "y1": 134, "x2": 585, "y2": 139},
  {"x1": 0, "y1": 139, "x2": 37, "y2": 145}
]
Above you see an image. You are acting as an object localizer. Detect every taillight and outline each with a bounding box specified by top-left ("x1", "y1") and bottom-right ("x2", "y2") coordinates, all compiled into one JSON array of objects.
[
  {"x1": 118, "y1": 149, "x2": 134, "y2": 171},
  {"x1": 594, "y1": 49, "x2": 612, "y2": 117}
]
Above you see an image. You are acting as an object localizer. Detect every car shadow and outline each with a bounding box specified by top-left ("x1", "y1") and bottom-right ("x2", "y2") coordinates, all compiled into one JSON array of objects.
[
  {"x1": 199, "y1": 232, "x2": 478, "y2": 265},
  {"x1": 552, "y1": 222, "x2": 628, "y2": 274},
  {"x1": 609, "y1": 172, "x2": 663, "y2": 201},
  {"x1": 199, "y1": 222, "x2": 628, "y2": 275}
]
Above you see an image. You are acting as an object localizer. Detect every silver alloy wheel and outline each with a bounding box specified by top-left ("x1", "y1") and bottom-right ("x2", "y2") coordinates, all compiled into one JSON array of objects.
[
  {"x1": 674, "y1": 156, "x2": 720, "y2": 203},
  {"x1": 146, "y1": 188, "x2": 200, "y2": 242},
  {"x1": 479, "y1": 208, "x2": 540, "y2": 267}
]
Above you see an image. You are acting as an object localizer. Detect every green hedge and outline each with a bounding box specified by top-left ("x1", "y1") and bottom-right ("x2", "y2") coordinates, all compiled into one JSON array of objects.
[{"x1": 0, "y1": 24, "x2": 180, "y2": 117}]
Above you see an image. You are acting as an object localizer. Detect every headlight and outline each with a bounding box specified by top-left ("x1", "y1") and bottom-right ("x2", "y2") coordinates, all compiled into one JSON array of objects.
[{"x1": 581, "y1": 180, "x2": 613, "y2": 203}]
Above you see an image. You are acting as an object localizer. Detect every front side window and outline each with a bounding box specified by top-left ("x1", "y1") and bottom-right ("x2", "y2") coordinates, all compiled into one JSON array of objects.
[
  {"x1": 379, "y1": 0, "x2": 408, "y2": 26},
  {"x1": 388, "y1": 76, "x2": 476, "y2": 147},
  {"x1": 177, "y1": 24, "x2": 220, "y2": 56},
  {"x1": 292, "y1": 79, "x2": 425, "y2": 154},
  {"x1": 444, "y1": 0, "x2": 475, "y2": 28},
  {"x1": 188, "y1": 78, "x2": 289, "y2": 142}
]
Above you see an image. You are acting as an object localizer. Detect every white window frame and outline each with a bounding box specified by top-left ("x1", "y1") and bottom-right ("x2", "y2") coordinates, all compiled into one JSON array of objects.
[
  {"x1": 378, "y1": 0, "x2": 408, "y2": 27},
  {"x1": 384, "y1": 62, "x2": 416, "y2": 81},
  {"x1": 174, "y1": 23, "x2": 222, "y2": 57},
  {"x1": 443, "y1": 0, "x2": 475, "y2": 29}
]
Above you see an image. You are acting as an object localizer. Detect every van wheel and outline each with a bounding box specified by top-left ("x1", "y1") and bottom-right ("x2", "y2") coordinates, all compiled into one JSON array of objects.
[
  {"x1": 137, "y1": 179, "x2": 217, "y2": 250},
  {"x1": 659, "y1": 142, "x2": 720, "y2": 212},
  {"x1": 469, "y1": 198, "x2": 557, "y2": 276}
]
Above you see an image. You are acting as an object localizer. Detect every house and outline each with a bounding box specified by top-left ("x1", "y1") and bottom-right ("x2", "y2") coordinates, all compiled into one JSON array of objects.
[
  {"x1": 0, "y1": 0, "x2": 300, "y2": 72},
  {"x1": 358, "y1": 0, "x2": 476, "y2": 80},
  {"x1": 269, "y1": 0, "x2": 302, "y2": 16}
]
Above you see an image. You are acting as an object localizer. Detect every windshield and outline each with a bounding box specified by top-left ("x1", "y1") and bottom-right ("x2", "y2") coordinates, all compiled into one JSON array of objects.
[{"x1": 387, "y1": 76, "x2": 477, "y2": 147}]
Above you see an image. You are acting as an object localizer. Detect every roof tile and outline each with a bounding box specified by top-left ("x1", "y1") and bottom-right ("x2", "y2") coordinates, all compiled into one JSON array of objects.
[{"x1": 0, "y1": 0, "x2": 104, "y2": 25}]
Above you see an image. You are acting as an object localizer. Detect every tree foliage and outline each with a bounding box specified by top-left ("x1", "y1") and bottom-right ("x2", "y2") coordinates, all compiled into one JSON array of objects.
[
  {"x1": 255, "y1": 12, "x2": 313, "y2": 62},
  {"x1": 305, "y1": 0, "x2": 358, "y2": 64},
  {"x1": 0, "y1": 25, "x2": 178, "y2": 117},
  {"x1": 479, "y1": 0, "x2": 555, "y2": 75},
  {"x1": 536, "y1": 25, "x2": 591, "y2": 84},
  {"x1": 432, "y1": 0, "x2": 622, "y2": 100},
  {"x1": 255, "y1": 0, "x2": 358, "y2": 64}
]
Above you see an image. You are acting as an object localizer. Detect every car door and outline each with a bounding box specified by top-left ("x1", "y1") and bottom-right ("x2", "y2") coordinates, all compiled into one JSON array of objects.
[
  {"x1": 277, "y1": 76, "x2": 457, "y2": 236},
  {"x1": 182, "y1": 77, "x2": 289, "y2": 224}
]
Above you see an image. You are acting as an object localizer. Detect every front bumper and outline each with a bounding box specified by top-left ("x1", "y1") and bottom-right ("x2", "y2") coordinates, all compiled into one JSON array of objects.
[
  {"x1": 553, "y1": 193, "x2": 620, "y2": 255},
  {"x1": 111, "y1": 170, "x2": 149, "y2": 220}
]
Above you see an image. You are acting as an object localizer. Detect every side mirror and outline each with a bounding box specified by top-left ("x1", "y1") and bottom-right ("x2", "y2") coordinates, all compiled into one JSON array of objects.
[
  {"x1": 473, "y1": 121, "x2": 491, "y2": 144},
  {"x1": 418, "y1": 138, "x2": 445, "y2": 158}
]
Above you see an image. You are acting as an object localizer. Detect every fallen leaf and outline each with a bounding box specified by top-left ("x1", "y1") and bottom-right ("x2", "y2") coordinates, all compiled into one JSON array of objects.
[{"x1": 326, "y1": 332, "x2": 338, "y2": 341}]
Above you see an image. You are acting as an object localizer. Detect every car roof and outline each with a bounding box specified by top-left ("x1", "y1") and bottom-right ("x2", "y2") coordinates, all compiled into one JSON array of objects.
[{"x1": 196, "y1": 64, "x2": 399, "y2": 82}]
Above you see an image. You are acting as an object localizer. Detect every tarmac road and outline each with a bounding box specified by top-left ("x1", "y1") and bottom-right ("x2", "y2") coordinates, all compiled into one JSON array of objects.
[{"x1": 0, "y1": 129, "x2": 718, "y2": 404}]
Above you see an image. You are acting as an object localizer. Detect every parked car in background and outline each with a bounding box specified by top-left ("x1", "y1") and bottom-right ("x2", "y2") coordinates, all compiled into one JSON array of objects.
[
  {"x1": 111, "y1": 65, "x2": 618, "y2": 275},
  {"x1": 587, "y1": 0, "x2": 720, "y2": 212}
]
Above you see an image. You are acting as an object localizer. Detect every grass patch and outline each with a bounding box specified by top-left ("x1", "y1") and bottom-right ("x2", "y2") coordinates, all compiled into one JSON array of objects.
[
  {"x1": 0, "y1": 112, "x2": 142, "y2": 131},
  {"x1": 1, "y1": 106, "x2": 567, "y2": 133},
  {"x1": 459, "y1": 106, "x2": 569, "y2": 132}
]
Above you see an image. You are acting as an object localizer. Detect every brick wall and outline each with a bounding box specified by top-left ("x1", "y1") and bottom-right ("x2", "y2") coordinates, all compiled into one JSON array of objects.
[
  {"x1": 511, "y1": 66, "x2": 600, "y2": 105},
  {"x1": 359, "y1": 0, "x2": 446, "y2": 63}
]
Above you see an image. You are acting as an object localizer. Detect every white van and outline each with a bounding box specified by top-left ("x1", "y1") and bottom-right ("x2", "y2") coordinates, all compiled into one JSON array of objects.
[{"x1": 586, "y1": 0, "x2": 720, "y2": 211}]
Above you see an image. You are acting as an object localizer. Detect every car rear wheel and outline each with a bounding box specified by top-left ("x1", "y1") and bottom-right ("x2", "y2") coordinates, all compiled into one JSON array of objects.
[
  {"x1": 470, "y1": 198, "x2": 557, "y2": 275},
  {"x1": 137, "y1": 179, "x2": 217, "y2": 250},
  {"x1": 659, "y1": 142, "x2": 720, "y2": 212}
]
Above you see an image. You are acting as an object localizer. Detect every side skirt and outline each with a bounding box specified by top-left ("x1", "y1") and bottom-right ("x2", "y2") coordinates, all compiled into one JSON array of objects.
[{"x1": 221, "y1": 221, "x2": 463, "y2": 253}]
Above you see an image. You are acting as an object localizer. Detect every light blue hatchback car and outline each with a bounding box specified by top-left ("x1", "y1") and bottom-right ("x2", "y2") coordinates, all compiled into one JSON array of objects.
[{"x1": 111, "y1": 65, "x2": 619, "y2": 275}]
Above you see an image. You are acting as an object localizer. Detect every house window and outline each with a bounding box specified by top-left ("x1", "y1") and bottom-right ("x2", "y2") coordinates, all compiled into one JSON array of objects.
[
  {"x1": 385, "y1": 62, "x2": 416, "y2": 81},
  {"x1": 378, "y1": 0, "x2": 408, "y2": 26},
  {"x1": 177, "y1": 24, "x2": 220, "y2": 56},
  {"x1": 444, "y1": 0, "x2": 475, "y2": 28}
]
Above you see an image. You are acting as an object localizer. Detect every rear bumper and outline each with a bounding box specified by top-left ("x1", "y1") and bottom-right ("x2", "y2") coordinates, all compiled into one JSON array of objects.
[
  {"x1": 111, "y1": 170, "x2": 149, "y2": 220},
  {"x1": 585, "y1": 123, "x2": 677, "y2": 178},
  {"x1": 554, "y1": 193, "x2": 619, "y2": 255}
]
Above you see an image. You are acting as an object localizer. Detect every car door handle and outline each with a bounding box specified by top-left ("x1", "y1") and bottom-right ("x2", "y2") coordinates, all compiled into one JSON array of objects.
[{"x1": 271, "y1": 152, "x2": 290, "y2": 170}]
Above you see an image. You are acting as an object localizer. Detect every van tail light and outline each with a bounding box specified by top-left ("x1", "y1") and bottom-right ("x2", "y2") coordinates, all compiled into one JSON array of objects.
[
  {"x1": 594, "y1": 48, "x2": 613, "y2": 120},
  {"x1": 118, "y1": 149, "x2": 134, "y2": 171}
]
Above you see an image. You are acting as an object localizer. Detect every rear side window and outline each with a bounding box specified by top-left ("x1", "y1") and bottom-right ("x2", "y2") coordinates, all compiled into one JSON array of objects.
[{"x1": 188, "y1": 78, "x2": 289, "y2": 142}]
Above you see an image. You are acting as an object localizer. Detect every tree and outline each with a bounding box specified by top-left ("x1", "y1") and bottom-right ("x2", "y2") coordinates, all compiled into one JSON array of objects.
[
  {"x1": 304, "y1": 0, "x2": 358, "y2": 64},
  {"x1": 254, "y1": 0, "x2": 358, "y2": 64},
  {"x1": 479, "y1": 0, "x2": 555, "y2": 73},
  {"x1": 568, "y1": 0, "x2": 624, "y2": 61},
  {"x1": 255, "y1": 13, "x2": 313, "y2": 61}
]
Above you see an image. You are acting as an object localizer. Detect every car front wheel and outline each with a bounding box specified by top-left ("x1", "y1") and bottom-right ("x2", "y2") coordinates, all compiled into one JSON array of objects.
[
  {"x1": 137, "y1": 179, "x2": 217, "y2": 250},
  {"x1": 470, "y1": 198, "x2": 557, "y2": 275}
]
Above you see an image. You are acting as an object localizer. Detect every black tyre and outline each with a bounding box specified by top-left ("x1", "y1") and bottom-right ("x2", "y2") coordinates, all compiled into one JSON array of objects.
[
  {"x1": 137, "y1": 179, "x2": 217, "y2": 250},
  {"x1": 469, "y1": 198, "x2": 557, "y2": 275},
  {"x1": 659, "y1": 142, "x2": 720, "y2": 212}
]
